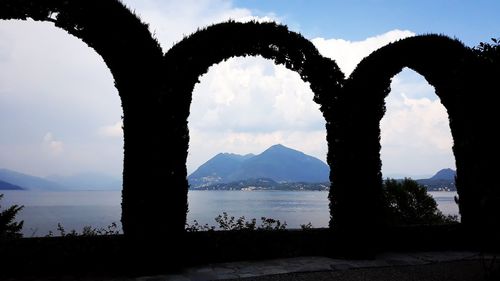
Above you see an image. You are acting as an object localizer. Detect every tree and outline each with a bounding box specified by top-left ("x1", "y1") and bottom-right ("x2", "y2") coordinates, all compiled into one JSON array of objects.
[
  {"x1": 382, "y1": 178, "x2": 457, "y2": 225},
  {"x1": 0, "y1": 194, "x2": 24, "y2": 239}
]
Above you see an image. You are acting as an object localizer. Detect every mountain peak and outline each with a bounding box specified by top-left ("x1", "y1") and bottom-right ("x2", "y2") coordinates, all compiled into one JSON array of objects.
[
  {"x1": 270, "y1": 143, "x2": 286, "y2": 149},
  {"x1": 430, "y1": 168, "x2": 456, "y2": 180},
  {"x1": 263, "y1": 144, "x2": 301, "y2": 154}
]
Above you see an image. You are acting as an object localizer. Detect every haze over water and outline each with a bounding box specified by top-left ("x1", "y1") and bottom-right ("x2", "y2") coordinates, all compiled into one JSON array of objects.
[{"x1": 1, "y1": 190, "x2": 458, "y2": 237}]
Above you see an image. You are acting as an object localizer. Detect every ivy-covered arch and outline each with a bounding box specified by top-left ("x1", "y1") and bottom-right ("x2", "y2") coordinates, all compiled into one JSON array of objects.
[
  {"x1": 334, "y1": 35, "x2": 480, "y2": 231},
  {"x1": 162, "y1": 21, "x2": 345, "y2": 232},
  {"x1": 0, "y1": 0, "x2": 165, "y2": 238}
]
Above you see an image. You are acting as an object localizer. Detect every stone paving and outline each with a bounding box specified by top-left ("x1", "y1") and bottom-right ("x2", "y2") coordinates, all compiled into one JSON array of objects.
[{"x1": 135, "y1": 251, "x2": 493, "y2": 281}]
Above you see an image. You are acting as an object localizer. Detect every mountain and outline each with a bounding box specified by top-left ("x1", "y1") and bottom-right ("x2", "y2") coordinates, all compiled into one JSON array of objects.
[
  {"x1": 416, "y1": 168, "x2": 456, "y2": 191},
  {"x1": 228, "y1": 144, "x2": 329, "y2": 182},
  {"x1": 188, "y1": 144, "x2": 330, "y2": 188},
  {"x1": 0, "y1": 169, "x2": 122, "y2": 191},
  {"x1": 0, "y1": 179, "x2": 24, "y2": 190},
  {"x1": 0, "y1": 169, "x2": 62, "y2": 191},
  {"x1": 429, "y1": 168, "x2": 455, "y2": 180},
  {"x1": 47, "y1": 172, "x2": 122, "y2": 190},
  {"x1": 188, "y1": 153, "x2": 254, "y2": 187}
]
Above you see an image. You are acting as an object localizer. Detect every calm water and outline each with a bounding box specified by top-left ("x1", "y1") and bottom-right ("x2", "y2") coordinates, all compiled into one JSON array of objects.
[{"x1": 1, "y1": 190, "x2": 459, "y2": 237}]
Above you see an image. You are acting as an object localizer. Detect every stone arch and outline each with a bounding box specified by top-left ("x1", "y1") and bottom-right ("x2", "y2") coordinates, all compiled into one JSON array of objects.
[
  {"x1": 334, "y1": 35, "x2": 481, "y2": 232},
  {"x1": 0, "y1": 0, "x2": 165, "y2": 238},
  {"x1": 162, "y1": 21, "x2": 345, "y2": 232}
]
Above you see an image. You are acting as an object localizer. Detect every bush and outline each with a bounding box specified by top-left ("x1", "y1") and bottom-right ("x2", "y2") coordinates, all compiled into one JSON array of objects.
[{"x1": 0, "y1": 193, "x2": 24, "y2": 239}]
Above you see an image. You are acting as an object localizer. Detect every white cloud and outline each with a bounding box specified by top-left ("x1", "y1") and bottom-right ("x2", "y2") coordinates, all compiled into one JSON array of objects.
[
  {"x1": 312, "y1": 29, "x2": 415, "y2": 76},
  {"x1": 310, "y1": 31, "x2": 455, "y2": 178},
  {"x1": 99, "y1": 121, "x2": 123, "y2": 138},
  {"x1": 188, "y1": 56, "x2": 327, "y2": 173},
  {"x1": 0, "y1": 20, "x2": 122, "y2": 177},
  {"x1": 188, "y1": 129, "x2": 327, "y2": 174},
  {"x1": 0, "y1": 1, "x2": 454, "y2": 180},
  {"x1": 187, "y1": 29, "x2": 418, "y2": 174},
  {"x1": 188, "y1": 40, "x2": 455, "y2": 178},
  {"x1": 380, "y1": 69, "x2": 455, "y2": 178},
  {"x1": 43, "y1": 132, "x2": 64, "y2": 155},
  {"x1": 121, "y1": 0, "x2": 277, "y2": 50},
  {"x1": 382, "y1": 93, "x2": 452, "y2": 151},
  {"x1": 190, "y1": 57, "x2": 323, "y2": 131},
  {"x1": 1, "y1": 1, "x2": 275, "y2": 178}
]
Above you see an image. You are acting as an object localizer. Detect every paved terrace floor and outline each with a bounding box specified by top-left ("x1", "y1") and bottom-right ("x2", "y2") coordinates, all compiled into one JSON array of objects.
[
  {"x1": 143, "y1": 251, "x2": 499, "y2": 281},
  {"x1": 6, "y1": 251, "x2": 500, "y2": 281}
]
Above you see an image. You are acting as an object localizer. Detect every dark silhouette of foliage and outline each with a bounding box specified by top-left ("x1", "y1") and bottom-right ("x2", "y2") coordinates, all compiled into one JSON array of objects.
[
  {"x1": 163, "y1": 21, "x2": 344, "y2": 233},
  {"x1": 332, "y1": 35, "x2": 481, "y2": 235},
  {"x1": 0, "y1": 0, "x2": 167, "y2": 238},
  {"x1": 1, "y1": 1, "x2": 499, "y2": 259},
  {"x1": 300, "y1": 222, "x2": 314, "y2": 230},
  {"x1": 214, "y1": 212, "x2": 257, "y2": 231},
  {"x1": 185, "y1": 220, "x2": 216, "y2": 232},
  {"x1": 45, "y1": 222, "x2": 120, "y2": 237},
  {"x1": 471, "y1": 37, "x2": 500, "y2": 231},
  {"x1": 382, "y1": 179, "x2": 458, "y2": 225},
  {"x1": 0, "y1": 194, "x2": 24, "y2": 239},
  {"x1": 185, "y1": 212, "x2": 288, "y2": 232},
  {"x1": 0, "y1": 1, "x2": 344, "y2": 238},
  {"x1": 474, "y1": 38, "x2": 500, "y2": 64}
]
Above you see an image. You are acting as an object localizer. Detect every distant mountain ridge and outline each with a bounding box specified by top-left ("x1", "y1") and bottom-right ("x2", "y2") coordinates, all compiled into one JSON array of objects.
[
  {"x1": 416, "y1": 168, "x2": 456, "y2": 191},
  {"x1": 0, "y1": 168, "x2": 121, "y2": 191},
  {"x1": 0, "y1": 168, "x2": 62, "y2": 190},
  {"x1": 188, "y1": 144, "x2": 330, "y2": 188},
  {"x1": 429, "y1": 168, "x2": 455, "y2": 180},
  {"x1": 188, "y1": 153, "x2": 254, "y2": 187},
  {"x1": 0, "y1": 179, "x2": 24, "y2": 190},
  {"x1": 0, "y1": 165, "x2": 455, "y2": 191},
  {"x1": 189, "y1": 148, "x2": 456, "y2": 191}
]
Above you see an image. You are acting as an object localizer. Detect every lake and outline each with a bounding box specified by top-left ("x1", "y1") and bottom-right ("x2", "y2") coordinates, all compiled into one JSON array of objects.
[{"x1": 0, "y1": 190, "x2": 459, "y2": 237}]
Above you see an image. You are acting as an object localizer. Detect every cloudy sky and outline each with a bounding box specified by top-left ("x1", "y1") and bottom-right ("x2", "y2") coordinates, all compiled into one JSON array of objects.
[{"x1": 0, "y1": 0, "x2": 499, "y2": 180}]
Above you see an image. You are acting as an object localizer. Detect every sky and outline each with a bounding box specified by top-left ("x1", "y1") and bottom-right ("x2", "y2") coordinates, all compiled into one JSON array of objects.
[{"x1": 0, "y1": 0, "x2": 499, "y2": 180}]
